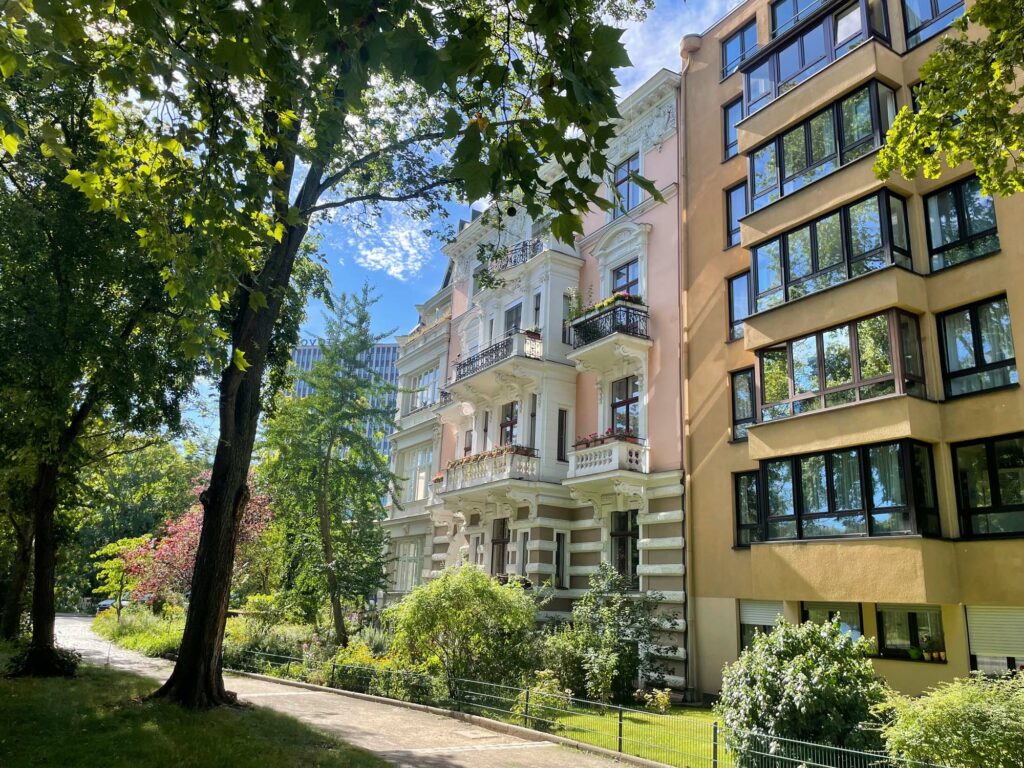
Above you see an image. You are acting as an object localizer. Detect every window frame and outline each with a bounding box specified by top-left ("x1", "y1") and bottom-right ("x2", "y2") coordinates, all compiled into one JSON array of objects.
[
  {"x1": 726, "y1": 181, "x2": 748, "y2": 248},
  {"x1": 937, "y1": 294, "x2": 1018, "y2": 400},
  {"x1": 554, "y1": 531, "x2": 568, "y2": 589},
  {"x1": 734, "y1": 471, "x2": 762, "y2": 547},
  {"x1": 490, "y1": 517, "x2": 511, "y2": 577},
  {"x1": 556, "y1": 408, "x2": 569, "y2": 463},
  {"x1": 610, "y1": 509, "x2": 640, "y2": 590},
  {"x1": 722, "y1": 19, "x2": 759, "y2": 80},
  {"x1": 732, "y1": 368, "x2": 756, "y2": 441},
  {"x1": 877, "y1": 604, "x2": 946, "y2": 660},
  {"x1": 801, "y1": 601, "x2": 865, "y2": 636},
  {"x1": 951, "y1": 431, "x2": 1024, "y2": 539},
  {"x1": 499, "y1": 401, "x2": 520, "y2": 445},
  {"x1": 611, "y1": 258, "x2": 640, "y2": 295},
  {"x1": 728, "y1": 271, "x2": 753, "y2": 342},
  {"x1": 723, "y1": 97, "x2": 744, "y2": 159},
  {"x1": 612, "y1": 153, "x2": 641, "y2": 219},
  {"x1": 610, "y1": 375, "x2": 641, "y2": 434},
  {"x1": 924, "y1": 174, "x2": 1000, "y2": 272},
  {"x1": 903, "y1": 0, "x2": 965, "y2": 50}
]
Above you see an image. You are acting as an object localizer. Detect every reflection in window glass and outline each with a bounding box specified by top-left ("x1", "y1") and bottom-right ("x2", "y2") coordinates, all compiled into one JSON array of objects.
[
  {"x1": 927, "y1": 176, "x2": 999, "y2": 270},
  {"x1": 857, "y1": 315, "x2": 892, "y2": 379},
  {"x1": 954, "y1": 434, "x2": 1024, "y2": 536},
  {"x1": 834, "y1": 4, "x2": 864, "y2": 48},
  {"x1": 940, "y1": 296, "x2": 1018, "y2": 397}
]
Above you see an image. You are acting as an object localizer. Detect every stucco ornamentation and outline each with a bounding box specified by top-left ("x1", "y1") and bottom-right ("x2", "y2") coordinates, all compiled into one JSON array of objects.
[{"x1": 608, "y1": 97, "x2": 677, "y2": 164}]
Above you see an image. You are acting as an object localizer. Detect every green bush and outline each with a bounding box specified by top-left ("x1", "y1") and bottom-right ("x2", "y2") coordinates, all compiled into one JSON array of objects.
[
  {"x1": 351, "y1": 625, "x2": 391, "y2": 657},
  {"x1": 715, "y1": 619, "x2": 888, "y2": 764},
  {"x1": 93, "y1": 608, "x2": 183, "y2": 658},
  {"x1": 877, "y1": 673, "x2": 1024, "y2": 767},
  {"x1": 512, "y1": 670, "x2": 572, "y2": 731}
]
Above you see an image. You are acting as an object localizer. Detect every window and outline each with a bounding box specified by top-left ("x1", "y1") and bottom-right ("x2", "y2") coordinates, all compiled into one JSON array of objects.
[
  {"x1": 528, "y1": 394, "x2": 538, "y2": 449},
  {"x1": 499, "y1": 401, "x2": 519, "y2": 445},
  {"x1": 491, "y1": 518, "x2": 511, "y2": 576},
  {"x1": 759, "y1": 310, "x2": 925, "y2": 421},
  {"x1": 736, "y1": 439, "x2": 940, "y2": 544},
  {"x1": 611, "y1": 509, "x2": 639, "y2": 589},
  {"x1": 610, "y1": 376, "x2": 640, "y2": 434},
  {"x1": 925, "y1": 176, "x2": 999, "y2": 271},
  {"x1": 953, "y1": 433, "x2": 1024, "y2": 537},
  {"x1": 732, "y1": 369, "x2": 756, "y2": 440},
  {"x1": 877, "y1": 605, "x2": 945, "y2": 659},
  {"x1": 967, "y1": 606, "x2": 1024, "y2": 674},
  {"x1": 939, "y1": 296, "x2": 1018, "y2": 398},
  {"x1": 557, "y1": 409, "x2": 569, "y2": 462},
  {"x1": 752, "y1": 190, "x2": 911, "y2": 311},
  {"x1": 802, "y1": 602, "x2": 863, "y2": 637},
  {"x1": 735, "y1": 472, "x2": 762, "y2": 546},
  {"x1": 517, "y1": 530, "x2": 530, "y2": 577},
  {"x1": 408, "y1": 366, "x2": 439, "y2": 412},
  {"x1": 463, "y1": 428, "x2": 474, "y2": 457},
  {"x1": 729, "y1": 272, "x2": 752, "y2": 341},
  {"x1": 724, "y1": 98, "x2": 744, "y2": 159},
  {"x1": 726, "y1": 182, "x2": 747, "y2": 248},
  {"x1": 470, "y1": 533, "x2": 484, "y2": 566},
  {"x1": 400, "y1": 446, "x2": 434, "y2": 502},
  {"x1": 533, "y1": 291, "x2": 542, "y2": 328},
  {"x1": 740, "y1": 600, "x2": 783, "y2": 648},
  {"x1": 722, "y1": 20, "x2": 758, "y2": 79},
  {"x1": 750, "y1": 82, "x2": 896, "y2": 209},
  {"x1": 394, "y1": 539, "x2": 421, "y2": 592},
  {"x1": 611, "y1": 258, "x2": 640, "y2": 295},
  {"x1": 562, "y1": 293, "x2": 572, "y2": 344},
  {"x1": 771, "y1": 0, "x2": 822, "y2": 37},
  {"x1": 504, "y1": 302, "x2": 523, "y2": 334},
  {"x1": 612, "y1": 153, "x2": 641, "y2": 218},
  {"x1": 554, "y1": 532, "x2": 568, "y2": 589},
  {"x1": 903, "y1": 0, "x2": 965, "y2": 48}
]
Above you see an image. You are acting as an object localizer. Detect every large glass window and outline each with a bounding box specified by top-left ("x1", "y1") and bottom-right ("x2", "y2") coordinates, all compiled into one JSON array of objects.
[
  {"x1": 611, "y1": 510, "x2": 639, "y2": 589},
  {"x1": 408, "y1": 366, "x2": 440, "y2": 412},
  {"x1": 772, "y1": 0, "x2": 825, "y2": 37},
  {"x1": 724, "y1": 98, "x2": 744, "y2": 159},
  {"x1": 953, "y1": 433, "x2": 1024, "y2": 537},
  {"x1": 610, "y1": 375, "x2": 640, "y2": 434},
  {"x1": 939, "y1": 296, "x2": 1018, "y2": 398},
  {"x1": 393, "y1": 539, "x2": 422, "y2": 592},
  {"x1": 727, "y1": 182, "x2": 747, "y2": 248},
  {"x1": 752, "y1": 191, "x2": 910, "y2": 311},
  {"x1": 736, "y1": 439, "x2": 939, "y2": 544},
  {"x1": 729, "y1": 271, "x2": 752, "y2": 341},
  {"x1": 903, "y1": 0, "x2": 965, "y2": 48},
  {"x1": 732, "y1": 368, "x2": 756, "y2": 440},
  {"x1": 612, "y1": 153, "x2": 641, "y2": 218},
  {"x1": 750, "y1": 82, "x2": 896, "y2": 210},
  {"x1": 926, "y1": 176, "x2": 999, "y2": 271},
  {"x1": 722, "y1": 20, "x2": 758, "y2": 79},
  {"x1": 611, "y1": 258, "x2": 640, "y2": 295},
  {"x1": 760, "y1": 310, "x2": 924, "y2": 421},
  {"x1": 499, "y1": 401, "x2": 519, "y2": 445},
  {"x1": 877, "y1": 605, "x2": 945, "y2": 659}
]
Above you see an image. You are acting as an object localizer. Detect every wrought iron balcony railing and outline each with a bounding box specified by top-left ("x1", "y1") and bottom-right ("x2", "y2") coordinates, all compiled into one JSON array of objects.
[
  {"x1": 437, "y1": 390, "x2": 453, "y2": 407},
  {"x1": 453, "y1": 331, "x2": 543, "y2": 382},
  {"x1": 571, "y1": 303, "x2": 649, "y2": 349},
  {"x1": 489, "y1": 237, "x2": 544, "y2": 272}
]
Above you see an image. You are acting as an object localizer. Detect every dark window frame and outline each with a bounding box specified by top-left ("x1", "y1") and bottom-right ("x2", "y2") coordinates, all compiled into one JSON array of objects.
[
  {"x1": 877, "y1": 604, "x2": 946, "y2": 659},
  {"x1": 800, "y1": 601, "x2": 865, "y2": 635},
  {"x1": 937, "y1": 294, "x2": 1018, "y2": 400},
  {"x1": 610, "y1": 375, "x2": 641, "y2": 433},
  {"x1": 499, "y1": 401, "x2": 519, "y2": 445},
  {"x1": 610, "y1": 509, "x2": 640, "y2": 590},
  {"x1": 951, "y1": 431, "x2": 1024, "y2": 539},
  {"x1": 556, "y1": 408, "x2": 569, "y2": 463},
  {"x1": 726, "y1": 181, "x2": 748, "y2": 248},
  {"x1": 612, "y1": 153, "x2": 641, "y2": 219},
  {"x1": 734, "y1": 471, "x2": 762, "y2": 546},
  {"x1": 728, "y1": 271, "x2": 753, "y2": 342},
  {"x1": 757, "y1": 309, "x2": 925, "y2": 421},
  {"x1": 611, "y1": 258, "x2": 640, "y2": 295},
  {"x1": 749, "y1": 81, "x2": 896, "y2": 210},
  {"x1": 751, "y1": 189, "x2": 911, "y2": 312},
  {"x1": 924, "y1": 174, "x2": 1000, "y2": 272},
  {"x1": 903, "y1": 0, "x2": 965, "y2": 49},
  {"x1": 490, "y1": 517, "x2": 511, "y2": 576},
  {"x1": 732, "y1": 368, "x2": 756, "y2": 441},
  {"x1": 724, "y1": 97, "x2": 744, "y2": 159},
  {"x1": 735, "y1": 438, "x2": 941, "y2": 546},
  {"x1": 722, "y1": 19, "x2": 759, "y2": 80},
  {"x1": 554, "y1": 531, "x2": 568, "y2": 589}
]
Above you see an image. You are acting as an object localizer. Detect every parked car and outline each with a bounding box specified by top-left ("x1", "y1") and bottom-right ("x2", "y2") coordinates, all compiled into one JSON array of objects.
[{"x1": 96, "y1": 596, "x2": 130, "y2": 612}]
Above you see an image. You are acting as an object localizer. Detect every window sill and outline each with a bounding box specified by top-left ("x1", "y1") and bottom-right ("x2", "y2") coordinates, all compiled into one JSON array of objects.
[{"x1": 876, "y1": 654, "x2": 948, "y2": 664}]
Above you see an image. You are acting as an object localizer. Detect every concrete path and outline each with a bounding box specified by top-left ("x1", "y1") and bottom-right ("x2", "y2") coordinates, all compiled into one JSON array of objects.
[{"x1": 55, "y1": 615, "x2": 624, "y2": 768}]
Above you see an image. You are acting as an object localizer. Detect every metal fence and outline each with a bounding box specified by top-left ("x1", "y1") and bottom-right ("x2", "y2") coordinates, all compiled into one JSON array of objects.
[{"x1": 233, "y1": 650, "x2": 947, "y2": 768}]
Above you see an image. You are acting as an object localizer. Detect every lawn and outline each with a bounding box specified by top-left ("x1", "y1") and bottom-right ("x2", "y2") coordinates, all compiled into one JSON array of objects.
[{"x1": 0, "y1": 646, "x2": 387, "y2": 768}]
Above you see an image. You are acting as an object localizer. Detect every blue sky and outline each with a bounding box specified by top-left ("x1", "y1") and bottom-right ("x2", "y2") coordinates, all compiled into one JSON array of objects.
[{"x1": 301, "y1": 0, "x2": 739, "y2": 343}]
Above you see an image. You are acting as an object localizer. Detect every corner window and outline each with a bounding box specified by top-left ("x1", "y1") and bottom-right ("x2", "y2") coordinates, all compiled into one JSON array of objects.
[
  {"x1": 732, "y1": 369, "x2": 756, "y2": 440},
  {"x1": 735, "y1": 472, "x2": 761, "y2": 546},
  {"x1": 611, "y1": 258, "x2": 640, "y2": 295},
  {"x1": 724, "y1": 98, "x2": 744, "y2": 159},
  {"x1": 612, "y1": 154, "x2": 641, "y2": 218},
  {"x1": 610, "y1": 375, "x2": 640, "y2": 434},
  {"x1": 939, "y1": 296, "x2": 1018, "y2": 398},
  {"x1": 903, "y1": 0, "x2": 965, "y2": 49},
  {"x1": 611, "y1": 509, "x2": 639, "y2": 589},
  {"x1": 953, "y1": 433, "x2": 1024, "y2": 537},
  {"x1": 728, "y1": 271, "x2": 752, "y2": 341},
  {"x1": 727, "y1": 182, "x2": 747, "y2": 248},
  {"x1": 926, "y1": 175, "x2": 999, "y2": 271},
  {"x1": 499, "y1": 401, "x2": 520, "y2": 445},
  {"x1": 877, "y1": 605, "x2": 945, "y2": 660},
  {"x1": 722, "y1": 20, "x2": 758, "y2": 79},
  {"x1": 491, "y1": 518, "x2": 511, "y2": 576}
]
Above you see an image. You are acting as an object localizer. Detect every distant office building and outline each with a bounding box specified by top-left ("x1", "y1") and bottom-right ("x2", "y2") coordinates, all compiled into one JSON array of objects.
[{"x1": 290, "y1": 340, "x2": 400, "y2": 458}]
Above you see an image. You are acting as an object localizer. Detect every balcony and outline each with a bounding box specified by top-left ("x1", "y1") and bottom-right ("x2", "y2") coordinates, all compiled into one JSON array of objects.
[
  {"x1": 490, "y1": 237, "x2": 544, "y2": 272},
  {"x1": 438, "y1": 446, "x2": 539, "y2": 494},
  {"x1": 568, "y1": 297, "x2": 651, "y2": 377},
  {"x1": 454, "y1": 330, "x2": 542, "y2": 382},
  {"x1": 447, "y1": 330, "x2": 546, "y2": 402},
  {"x1": 568, "y1": 436, "x2": 649, "y2": 479}
]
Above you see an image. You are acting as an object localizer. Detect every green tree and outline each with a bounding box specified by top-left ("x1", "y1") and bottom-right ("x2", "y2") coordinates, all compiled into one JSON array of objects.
[
  {"x1": 92, "y1": 536, "x2": 149, "y2": 623},
  {"x1": 3, "y1": 0, "x2": 651, "y2": 703},
  {"x1": 716, "y1": 619, "x2": 888, "y2": 765},
  {"x1": 875, "y1": 0, "x2": 1024, "y2": 195},
  {"x1": 388, "y1": 565, "x2": 538, "y2": 694},
  {"x1": 260, "y1": 288, "x2": 397, "y2": 647}
]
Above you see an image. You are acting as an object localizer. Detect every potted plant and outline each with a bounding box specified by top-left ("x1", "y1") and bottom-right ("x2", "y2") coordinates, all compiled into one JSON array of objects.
[
  {"x1": 907, "y1": 646, "x2": 923, "y2": 661},
  {"x1": 523, "y1": 326, "x2": 541, "y2": 340},
  {"x1": 923, "y1": 635, "x2": 943, "y2": 662},
  {"x1": 432, "y1": 472, "x2": 444, "y2": 484}
]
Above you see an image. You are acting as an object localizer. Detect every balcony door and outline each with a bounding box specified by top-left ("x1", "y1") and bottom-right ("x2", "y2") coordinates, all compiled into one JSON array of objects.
[{"x1": 504, "y1": 302, "x2": 523, "y2": 335}]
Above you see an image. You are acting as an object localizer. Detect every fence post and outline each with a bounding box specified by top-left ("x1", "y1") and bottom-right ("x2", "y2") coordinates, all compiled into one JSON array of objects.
[
  {"x1": 617, "y1": 707, "x2": 624, "y2": 754},
  {"x1": 523, "y1": 688, "x2": 530, "y2": 727},
  {"x1": 712, "y1": 721, "x2": 719, "y2": 768},
  {"x1": 330, "y1": 660, "x2": 337, "y2": 688}
]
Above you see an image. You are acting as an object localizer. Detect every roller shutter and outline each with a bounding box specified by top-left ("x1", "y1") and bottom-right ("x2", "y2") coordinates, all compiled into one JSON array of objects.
[
  {"x1": 966, "y1": 606, "x2": 1024, "y2": 657},
  {"x1": 739, "y1": 600, "x2": 784, "y2": 626}
]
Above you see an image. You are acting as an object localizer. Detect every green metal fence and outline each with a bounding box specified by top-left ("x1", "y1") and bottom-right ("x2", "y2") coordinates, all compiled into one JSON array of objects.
[{"x1": 234, "y1": 650, "x2": 948, "y2": 768}]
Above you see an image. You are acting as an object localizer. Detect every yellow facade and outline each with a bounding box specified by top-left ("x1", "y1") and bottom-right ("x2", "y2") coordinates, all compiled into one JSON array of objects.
[{"x1": 681, "y1": 0, "x2": 1024, "y2": 697}]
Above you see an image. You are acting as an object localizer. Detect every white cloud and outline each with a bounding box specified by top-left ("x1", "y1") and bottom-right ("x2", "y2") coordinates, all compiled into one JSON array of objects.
[{"x1": 347, "y1": 209, "x2": 432, "y2": 282}]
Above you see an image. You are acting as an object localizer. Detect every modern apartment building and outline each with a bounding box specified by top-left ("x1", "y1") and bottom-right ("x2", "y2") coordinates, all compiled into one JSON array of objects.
[
  {"x1": 290, "y1": 340, "x2": 400, "y2": 457},
  {"x1": 680, "y1": 0, "x2": 1024, "y2": 698},
  {"x1": 382, "y1": 69, "x2": 687, "y2": 688}
]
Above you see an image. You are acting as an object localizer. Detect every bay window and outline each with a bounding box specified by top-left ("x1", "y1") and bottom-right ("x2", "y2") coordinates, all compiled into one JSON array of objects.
[
  {"x1": 753, "y1": 191, "x2": 910, "y2": 311},
  {"x1": 750, "y1": 82, "x2": 896, "y2": 210},
  {"x1": 938, "y1": 295, "x2": 1018, "y2": 397},
  {"x1": 732, "y1": 368, "x2": 756, "y2": 440},
  {"x1": 925, "y1": 175, "x2": 999, "y2": 271},
  {"x1": 953, "y1": 432, "x2": 1024, "y2": 537},
  {"x1": 735, "y1": 439, "x2": 940, "y2": 544},
  {"x1": 903, "y1": 0, "x2": 965, "y2": 48},
  {"x1": 759, "y1": 310, "x2": 925, "y2": 421}
]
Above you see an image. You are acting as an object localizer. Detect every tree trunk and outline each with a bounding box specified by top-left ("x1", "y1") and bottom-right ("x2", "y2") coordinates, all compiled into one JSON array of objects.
[
  {"x1": 1, "y1": 521, "x2": 32, "y2": 640},
  {"x1": 316, "y1": 441, "x2": 348, "y2": 648}
]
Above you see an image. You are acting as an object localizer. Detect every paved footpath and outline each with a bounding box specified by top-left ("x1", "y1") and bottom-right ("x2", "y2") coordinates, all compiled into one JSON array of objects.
[{"x1": 55, "y1": 615, "x2": 624, "y2": 768}]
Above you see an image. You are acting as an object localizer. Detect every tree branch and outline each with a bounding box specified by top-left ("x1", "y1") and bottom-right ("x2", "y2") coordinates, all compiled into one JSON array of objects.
[{"x1": 305, "y1": 177, "x2": 455, "y2": 215}]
